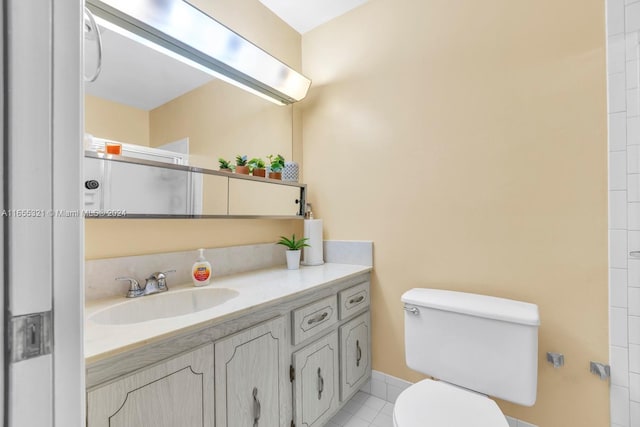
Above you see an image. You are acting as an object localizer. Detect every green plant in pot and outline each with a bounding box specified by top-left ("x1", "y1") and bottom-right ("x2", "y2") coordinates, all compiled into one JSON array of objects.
[
  {"x1": 235, "y1": 155, "x2": 250, "y2": 175},
  {"x1": 276, "y1": 234, "x2": 310, "y2": 270},
  {"x1": 267, "y1": 154, "x2": 285, "y2": 180},
  {"x1": 248, "y1": 157, "x2": 266, "y2": 177},
  {"x1": 218, "y1": 157, "x2": 232, "y2": 172}
]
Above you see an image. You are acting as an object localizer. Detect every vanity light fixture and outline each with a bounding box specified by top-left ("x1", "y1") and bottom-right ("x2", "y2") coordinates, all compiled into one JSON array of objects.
[{"x1": 86, "y1": 0, "x2": 311, "y2": 105}]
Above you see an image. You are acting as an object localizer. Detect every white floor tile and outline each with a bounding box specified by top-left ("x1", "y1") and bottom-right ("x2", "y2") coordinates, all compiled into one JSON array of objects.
[
  {"x1": 371, "y1": 413, "x2": 393, "y2": 427},
  {"x1": 362, "y1": 395, "x2": 386, "y2": 412},
  {"x1": 343, "y1": 400, "x2": 363, "y2": 415},
  {"x1": 380, "y1": 402, "x2": 394, "y2": 416},
  {"x1": 343, "y1": 416, "x2": 370, "y2": 427},
  {"x1": 352, "y1": 405, "x2": 379, "y2": 423},
  {"x1": 386, "y1": 384, "x2": 403, "y2": 403},
  {"x1": 370, "y1": 378, "x2": 386, "y2": 400},
  {"x1": 330, "y1": 408, "x2": 353, "y2": 426}
]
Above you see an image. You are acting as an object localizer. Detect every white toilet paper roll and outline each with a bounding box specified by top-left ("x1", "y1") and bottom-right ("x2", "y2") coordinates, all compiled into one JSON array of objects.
[{"x1": 302, "y1": 219, "x2": 324, "y2": 266}]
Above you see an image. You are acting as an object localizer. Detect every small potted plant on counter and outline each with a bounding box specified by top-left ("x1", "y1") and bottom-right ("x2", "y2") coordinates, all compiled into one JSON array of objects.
[
  {"x1": 277, "y1": 234, "x2": 310, "y2": 270},
  {"x1": 235, "y1": 155, "x2": 250, "y2": 175},
  {"x1": 218, "y1": 157, "x2": 232, "y2": 172},
  {"x1": 267, "y1": 154, "x2": 285, "y2": 180},
  {"x1": 249, "y1": 157, "x2": 266, "y2": 177}
]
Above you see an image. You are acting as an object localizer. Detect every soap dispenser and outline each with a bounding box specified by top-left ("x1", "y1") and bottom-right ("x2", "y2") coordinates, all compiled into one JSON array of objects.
[{"x1": 192, "y1": 248, "x2": 211, "y2": 287}]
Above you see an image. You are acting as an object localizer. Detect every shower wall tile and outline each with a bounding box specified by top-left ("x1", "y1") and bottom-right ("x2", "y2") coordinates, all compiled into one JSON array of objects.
[
  {"x1": 611, "y1": 151, "x2": 628, "y2": 190},
  {"x1": 628, "y1": 59, "x2": 638, "y2": 88},
  {"x1": 631, "y1": 401, "x2": 640, "y2": 427},
  {"x1": 611, "y1": 0, "x2": 627, "y2": 34},
  {"x1": 627, "y1": 31, "x2": 639, "y2": 60},
  {"x1": 629, "y1": 287, "x2": 640, "y2": 315},
  {"x1": 627, "y1": 2, "x2": 640, "y2": 32},
  {"x1": 629, "y1": 175, "x2": 640, "y2": 200},
  {"x1": 612, "y1": 191, "x2": 628, "y2": 228},
  {"x1": 611, "y1": 307, "x2": 629, "y2": 347},
  {"x1": 612, "y1": 268, "x2": 629, "y2": 307},
  {"x1": 610, "y1": 230, "x2": 628, "y2": 269},
  {"x1": 612, "y1": 345, "x2": 631, "y2": 386},
  {"x1": 629, "y1": 259, "x2": 640, "y2": 286},
  {"x1": 628, "y1": 88, "x2": 640, "y2": 116},
  {"x1": 630, "y1": 145, "x2": 640, "y2": 172},
  {"x1": 629, "y1": 315, "x2": 640, "y2": 344},
  {"x1": 611, "y1": 34, "x2": 627, "y2": 74},
  {"x1": 611, "y1": 112, "x2": 628, "y2": 150},
  {"x1": 628, "y1": 116, "x2": 640, "y2": 145},
  {"x1": 630, "y1": 373, "x2": 640, "y2": 401},
  {"x1": 612, "y1": 72, "x2": 629, "y2": 113},
  {"x1": 631, "y1": 344, "x2": 640, "y2": 372},
  {"x1": 611, "y1": 385, "x2": 631, "y2": 426},
  {"x1": 629, "y1": 202, "x2": 640, "y2": 230}
]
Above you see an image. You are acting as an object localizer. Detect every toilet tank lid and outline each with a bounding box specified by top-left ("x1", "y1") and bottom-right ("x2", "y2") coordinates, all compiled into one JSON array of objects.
[{"x1": 402, "y1": 289, "x2": 540, "y2": 326}]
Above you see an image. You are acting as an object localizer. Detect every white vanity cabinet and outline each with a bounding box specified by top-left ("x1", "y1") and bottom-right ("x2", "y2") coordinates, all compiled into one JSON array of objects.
[
  {"x1": 291, "y1": 331, "x2": 340, "y2": 427},
  {"x1": 86, "y1": 344, "x2": 214, "y2": 427},
  {"x1": 339, "y1": 311, "x2": 371, "y2": 401},
  {"x1": 214, "y1": 315, "x2": 290, "y2": 427},
  {"x1": 85, "y1": 270, "x2": 372, "y2": 427}
]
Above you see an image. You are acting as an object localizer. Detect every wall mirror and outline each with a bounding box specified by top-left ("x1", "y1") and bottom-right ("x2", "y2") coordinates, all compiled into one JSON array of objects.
[{"x1": 83, "y1": 0, "x2": 309, "y2": 218}]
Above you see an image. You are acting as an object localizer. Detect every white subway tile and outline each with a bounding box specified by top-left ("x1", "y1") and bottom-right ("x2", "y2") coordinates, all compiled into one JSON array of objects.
[
  {"x1": 611, "y1": 112, "x2": 628, "y2": 150},
  {"x1": 385, "y1": 375, "x2": 411, "y2": 391},
  {"x1": 629, "y1": 230, "x2": 640, "y2": 252},
  {"x1": 612, "y1": 72, "x2": 629, "y2": 113},
  {"x1": 631, "y1": 287, "x2": 640, "y2": 315},
  {"x1": 629, "y1": 203, "x2": 640, "y2": 230},
  {"x1": 629, "y1": 60, "x2": 639, "y2": 88},
  {"x1": 611, "y1": 230, "x2": 629, "y2": 269},
  {"x1": 630, "y1": 259, "x2": 640, "y2": 286},
  {"x1": 630, "y1": 88, "x2": 640, "y2": 117},
  {"x1": 610, "y1": 0, "x2": 626, "y2": 34},
  {"x1": 610, "y1": 34, "x2": 628, "y2": 74},
  {"x1": 612, "y1": 268, "x2": 629, "y2": 307},
  {"x1": 611, "y1": 307, "x2": 629, "y2": 347},
  {"x1": 611, "y1": 385, "x2": 631, "y2": 426},
  {"x1": 630, "y1": 175, "x2": 640, "y2": 201},
  {"x1": 611, "y1": 345, "x2": 630, "y2": 386},
  {"x1": 612, "y1": 191, "x2": 628, "y2": 229},
  {"x1": 630, "y1": 61, "x2": 640, "y2": 91},
  {"x1": 629, "y1": 116, "x2": 640, "y2": 146},
  {"x1": 630, "y1": 315, "x2": 640, "y2": 344},
  {"x1": 631, "y1": 344, "x2": 640, "y2": 372},
  {"x1": 627, "y1": 32, "x2": 639, "y2": 62},
  {"x1": 632, "y1": 373, "x2": 640, "y2": 402},
  {"x1": 630, "y1": 146, "x2": 640, "y2": 173},
  {"x1": 627, "y1": 2, "x2": 640, "y2": 33},
  {"x1": 611, "y1": 152, "x2": 628, "y2": 190},
  {"x1": 631, "y1": 401, "x2": 640, "y2": 426}
]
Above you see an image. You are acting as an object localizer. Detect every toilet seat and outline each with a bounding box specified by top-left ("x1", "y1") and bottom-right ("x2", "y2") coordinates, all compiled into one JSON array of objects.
[{"x1": 393, "y1": 379, "x2": 509, "y2": 427}]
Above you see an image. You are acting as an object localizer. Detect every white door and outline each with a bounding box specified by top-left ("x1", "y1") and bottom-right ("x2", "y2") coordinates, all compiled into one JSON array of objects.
[{"x1": 4, "y1": 1, "x2": 83, "y2": 426}]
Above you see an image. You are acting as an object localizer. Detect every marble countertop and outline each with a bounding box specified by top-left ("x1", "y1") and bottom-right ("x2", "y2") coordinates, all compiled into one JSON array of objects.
[{"x1": 85, "y1": 263, "x2": 372, "y2": 364}]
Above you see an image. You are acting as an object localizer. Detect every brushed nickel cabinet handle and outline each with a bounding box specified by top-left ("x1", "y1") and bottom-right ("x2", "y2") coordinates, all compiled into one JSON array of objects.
[
  {"x1": 349, "y1": 295, "x2": 365, "y2": 305},
  {"x1": 307, "y1": 311, "x2": 329, "y2": 325},
  {"x1": 317, "y1": 367, "x2": 324, "y2": 400},
  {"x1": 253, "y1": 387, "x2": 261, "y2": 427}
]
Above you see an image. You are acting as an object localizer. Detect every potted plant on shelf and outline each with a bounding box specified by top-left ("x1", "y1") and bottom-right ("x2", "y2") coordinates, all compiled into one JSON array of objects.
[
  {"x1": 276, "y1": 234, "x2": 310, "y2": 270},
  {"x1": 267, "y1": 154, "x2": 285, "y2": 180},
  {"x1": 218, "y1": 157, "x2": 232, "y2": 172},
  {"x1": 235, "y1": 155, "x2": 250, "y2": 174},
  {"x1": 248, "y1": 157, "x2": 266, "y2": 177}
]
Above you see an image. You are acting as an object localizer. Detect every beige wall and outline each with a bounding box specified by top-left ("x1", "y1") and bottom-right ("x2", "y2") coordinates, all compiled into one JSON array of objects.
[
  {"x1": 85, "y1": 94, "x2": 150, "y2": 146},
  {"x1": 301, "y1": 0, "x2": 608, "y2": 425},
  {"x1": 85, "y1": 0, "x2": 303, "y2": 260}
]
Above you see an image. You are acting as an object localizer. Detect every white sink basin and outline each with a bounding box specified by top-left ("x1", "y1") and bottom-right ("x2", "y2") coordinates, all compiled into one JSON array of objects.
[{"x1": 89, "y1": 287, "x2": 239, "y2": 325}]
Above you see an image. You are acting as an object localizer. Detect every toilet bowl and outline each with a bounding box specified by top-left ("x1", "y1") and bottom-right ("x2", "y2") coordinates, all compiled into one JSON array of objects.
[
  {"x1": 395, "y1": 288, "x2": 540, "y2": 427},
  {"x1": 392, "y1": 379, "x2": 508, "y2": 427}
]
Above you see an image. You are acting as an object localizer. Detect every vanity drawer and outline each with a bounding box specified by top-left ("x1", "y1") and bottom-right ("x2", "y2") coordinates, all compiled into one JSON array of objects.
[
  {"x1": 338, "y1": 281, "x2": 370, "y2": 320},
  {"x1": 292, "y1": 295, "x2": 338, "y2": 345}
]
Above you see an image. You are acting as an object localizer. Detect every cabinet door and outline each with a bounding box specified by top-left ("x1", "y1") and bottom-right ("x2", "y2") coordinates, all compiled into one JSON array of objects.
[
  {"x1": 87, "y1": 344, "x2": 214, "y2": 427},
  {"x1": 215, "y1": 316, "x2": 289, "y2": 427},
  {"x1": 292, "y1": 331, "x2": 339, "y2": 427},
  {"x1": 340, "y1": 311, "x2": 371, "y2": 401}
]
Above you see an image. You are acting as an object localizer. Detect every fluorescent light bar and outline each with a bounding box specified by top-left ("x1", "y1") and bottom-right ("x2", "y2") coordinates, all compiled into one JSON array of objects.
[{"x1": 87, "y1": 0, "x2": 311, "y2": 105}]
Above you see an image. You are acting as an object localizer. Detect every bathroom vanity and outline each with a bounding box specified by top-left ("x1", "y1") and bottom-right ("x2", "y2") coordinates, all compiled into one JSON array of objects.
[{"x1": 85, "y1": 264, "x2": 372, "y2": 427}]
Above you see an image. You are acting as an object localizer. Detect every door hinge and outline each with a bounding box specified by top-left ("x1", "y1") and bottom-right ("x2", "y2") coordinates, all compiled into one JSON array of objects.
[
  {"x1": 9, "y1": 311, "x2": 52, "y2": 362},
  {"x1": 290, "y1": 364, "x2": 295, "y2": 382}
]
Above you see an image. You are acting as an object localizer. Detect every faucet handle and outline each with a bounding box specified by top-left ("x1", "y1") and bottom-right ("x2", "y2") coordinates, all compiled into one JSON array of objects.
[
  {"x1": 153, "y1": 269, "x2": 176, "y2": 290},
  {"x1": 116, "y1": 277, "x2": 143, "y2": 298}
]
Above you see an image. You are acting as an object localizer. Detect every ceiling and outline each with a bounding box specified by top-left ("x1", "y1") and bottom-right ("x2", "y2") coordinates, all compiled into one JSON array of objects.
[{"x1": 258, "y1": 0, "x2": 371, "y2": 34}]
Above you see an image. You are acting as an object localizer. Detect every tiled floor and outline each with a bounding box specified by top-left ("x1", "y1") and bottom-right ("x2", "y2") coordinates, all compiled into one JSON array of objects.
[{"x1": 325, "y1": 391, "x2": 394, "y2": 427}]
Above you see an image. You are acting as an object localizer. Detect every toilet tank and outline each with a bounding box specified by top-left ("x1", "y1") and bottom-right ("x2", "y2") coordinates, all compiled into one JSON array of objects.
[{"x1": 402, "y1": 289, "x2": 539, "y2": 406}]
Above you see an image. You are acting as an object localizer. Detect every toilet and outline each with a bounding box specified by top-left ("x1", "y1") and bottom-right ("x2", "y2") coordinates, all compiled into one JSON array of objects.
[{"x1": 394, "y1": 288, "x2": 540, "y2": 427}]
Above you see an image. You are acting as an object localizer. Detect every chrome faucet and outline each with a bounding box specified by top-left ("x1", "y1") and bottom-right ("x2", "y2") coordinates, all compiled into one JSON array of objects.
[{"x1": 116, "y1": 269, "x2": 176, "y2": 298}]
